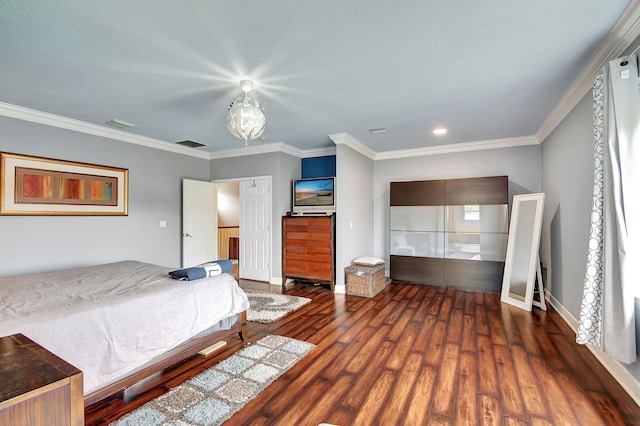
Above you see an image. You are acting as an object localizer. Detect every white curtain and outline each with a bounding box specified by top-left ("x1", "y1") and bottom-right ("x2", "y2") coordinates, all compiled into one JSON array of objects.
[{"x1": 577, "y1": 52, "x2": 640, "y2": 364}]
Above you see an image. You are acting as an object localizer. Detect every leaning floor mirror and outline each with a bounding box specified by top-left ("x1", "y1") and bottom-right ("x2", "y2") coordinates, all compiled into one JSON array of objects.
[{"x1": 500, "y1": 193, "x2": 545, "y2": 311}]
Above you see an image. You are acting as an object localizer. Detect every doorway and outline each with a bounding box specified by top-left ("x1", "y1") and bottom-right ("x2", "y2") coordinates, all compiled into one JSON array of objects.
[{"x1": 214, "y1": 176, "x2": 272, "y2": 283}]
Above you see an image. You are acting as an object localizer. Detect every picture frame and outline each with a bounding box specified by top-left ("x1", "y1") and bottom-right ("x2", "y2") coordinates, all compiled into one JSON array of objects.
[{"x1": 0, "y1": 152, "x2": 128, "y2": 216}]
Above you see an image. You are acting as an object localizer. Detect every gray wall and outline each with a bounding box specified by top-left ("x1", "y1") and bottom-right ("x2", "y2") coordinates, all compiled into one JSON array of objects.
[
  {"x1": 373, "y1": 145, "x2": 542, "y2": 265},
  {"x1": 210, "y1": 151, "x2": 300, "y2": 284},
  {"x1": 335, "y1": 144, "x2": 374, "y2": 292},
  {"x1": 540, "y1": 93, "x2": 594, "y2": 311},
  {"x1": 540, "y1": 91, "x2": 640, "y2": 382},
  {"x1": 0, "y1": 116, "x2": 210, "y2": 277}
]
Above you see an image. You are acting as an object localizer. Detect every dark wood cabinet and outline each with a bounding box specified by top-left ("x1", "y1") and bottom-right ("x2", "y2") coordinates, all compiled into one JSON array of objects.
[
  {"x1": 282, "y1": 215, "x2": 335, "y2": 290},
  {"x1": 390, "y1": 179, "x2": 444, "y2": 206},
  {"x1": 0, "y1": 334, "x2": 83, "y2": 426},
  {"x1": 444, "y1": 176, "x2": 508, "y2": 205},
  {"x1": 389, "y1": 176, "x2": 508, "y2": 291},
  {"x1": 228, "y1": 236, "x2": 239, "y2": 260},
  {"x1": 390, "y1": 255, "x2": 445, "y2": 284}
]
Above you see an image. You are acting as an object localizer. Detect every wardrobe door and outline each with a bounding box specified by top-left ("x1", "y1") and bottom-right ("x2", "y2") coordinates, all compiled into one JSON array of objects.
[{"x1": 390, "y1": 180, "x2": 445, "y2": 283}]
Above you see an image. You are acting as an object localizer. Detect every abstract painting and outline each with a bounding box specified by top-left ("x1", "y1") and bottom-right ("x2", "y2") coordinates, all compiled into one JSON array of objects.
[{"x1": 1, "y1": 152, "x2": 128, "y2": 215}]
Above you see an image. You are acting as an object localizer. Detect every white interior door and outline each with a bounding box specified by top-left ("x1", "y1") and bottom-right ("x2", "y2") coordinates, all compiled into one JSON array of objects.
[
  {"x1": 240, "y1": 178, "x2": 271, "y2": 281},
  {"x1": 182, "y1": 179, "x2": 217, "y2": 267}
]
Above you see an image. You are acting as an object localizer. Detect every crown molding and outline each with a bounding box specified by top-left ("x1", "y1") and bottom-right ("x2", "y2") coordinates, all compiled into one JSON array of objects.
[
  {"x1": 300, "y1": 146, "x2": 336, "y2": 158},
  {"x1": 0, "y1": 101, "x2": 329, "y2": 161},
  {"x1": 208, "y1": 142, "x2": 304, "y2": 159},
  {"x1": 0, "y1": 101, "x2": 211, "y2": 159},
  {"x1": 374, "y1": 135, "x2": 539, "y2": 161},
  {"x1": 1, "y1": 100, "x2": 540, "y2": 161},
  {"x1": 536, "y1": 1, "x2": 640, "y2": 142},
  {"x1": 329, "y1": 132, "x2": 377, "y2": 160}
]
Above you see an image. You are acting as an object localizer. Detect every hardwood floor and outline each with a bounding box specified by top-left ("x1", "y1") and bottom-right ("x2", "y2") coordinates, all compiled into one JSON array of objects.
[{"x1": 86, "y1": 280, "x2": 640, "y2": 425}]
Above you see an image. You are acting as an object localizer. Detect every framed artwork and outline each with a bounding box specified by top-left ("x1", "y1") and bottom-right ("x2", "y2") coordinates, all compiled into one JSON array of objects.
[{"x1": 0, "y1": 152, "x2": 128, "y2": 216}]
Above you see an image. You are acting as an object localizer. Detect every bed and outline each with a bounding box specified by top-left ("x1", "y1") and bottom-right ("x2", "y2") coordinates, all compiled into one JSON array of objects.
[{"x1": 0, "y1": 260, "x2": 250, "y2": 406}]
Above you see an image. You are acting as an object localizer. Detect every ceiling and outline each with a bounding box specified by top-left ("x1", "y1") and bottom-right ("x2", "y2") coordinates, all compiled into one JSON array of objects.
[{"x1": 0, "y1": 1, "x2": 635, "y2": 155}]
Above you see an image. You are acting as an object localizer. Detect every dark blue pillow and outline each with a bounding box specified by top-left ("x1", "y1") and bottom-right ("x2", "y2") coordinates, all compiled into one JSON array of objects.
[
  {"x1": 168, "y1": 267, "x2": 206, "y2": 281},
  {"x1": 199, "y1": 260, "x2": 233, "y2": 273},
  {"x1": 169, "y1": 260, "x2": 233, "y2": 281}
]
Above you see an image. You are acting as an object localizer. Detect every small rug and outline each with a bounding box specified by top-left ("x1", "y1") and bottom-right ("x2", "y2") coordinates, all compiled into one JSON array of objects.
[
  {"x1": 111, "y1": 335, "x2": 315, "y2": 426},
  {"x1": 245, "y1": 291, "x2": 311, "y2": 324}
]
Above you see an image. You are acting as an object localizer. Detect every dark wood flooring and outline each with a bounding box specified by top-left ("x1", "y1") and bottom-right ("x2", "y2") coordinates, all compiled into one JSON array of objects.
[{"x1": 86, "y1": 280, "x2": 640, "y2": 425}]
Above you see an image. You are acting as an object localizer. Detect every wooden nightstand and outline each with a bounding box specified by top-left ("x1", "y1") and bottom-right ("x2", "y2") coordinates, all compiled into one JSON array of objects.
[{"x1": 0, "y1": 334, "x2": 83, "y2": 426}]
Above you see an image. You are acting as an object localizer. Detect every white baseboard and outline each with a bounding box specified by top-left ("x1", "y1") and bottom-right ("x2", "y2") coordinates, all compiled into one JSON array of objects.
[{"x1": 547, "y1": 291, "x2": 640, "y2": 406}]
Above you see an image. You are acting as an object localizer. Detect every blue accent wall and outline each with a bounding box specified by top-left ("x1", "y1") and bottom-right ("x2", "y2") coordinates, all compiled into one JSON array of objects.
[{"x1": 301, "y1": 155, "x2": 336, "y2": 178}]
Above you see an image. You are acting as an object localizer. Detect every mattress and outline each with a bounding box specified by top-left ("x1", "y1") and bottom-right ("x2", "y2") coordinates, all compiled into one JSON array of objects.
[{"x1": 0, "y1": 260, "x2": 250, "y2": 394}]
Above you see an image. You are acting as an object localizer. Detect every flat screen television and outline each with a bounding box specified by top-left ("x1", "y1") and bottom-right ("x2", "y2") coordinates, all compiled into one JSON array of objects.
[{"x1": 292, "y1": 177, "x2": 336, "y2": 214}]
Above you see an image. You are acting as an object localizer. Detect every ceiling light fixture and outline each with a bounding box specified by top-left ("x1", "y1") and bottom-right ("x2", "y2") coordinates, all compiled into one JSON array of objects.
[
  {"x1": 227, "y1": 80, "x2": 266, "y2": 148},
  {"x1": 433, "y1": 127, "x2": 448, "y2": 135}
]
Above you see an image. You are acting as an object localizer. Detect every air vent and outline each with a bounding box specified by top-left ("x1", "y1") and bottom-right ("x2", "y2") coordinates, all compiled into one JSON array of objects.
[
  {"x1": 105, "y1": 119, "x2": 136, "y2": 129},
  {"x1": 175, "y1": 140, "x2": 206, "y2": 148},
  {"x1": 368, "y1": 127, "x2": 387, "y2": 134}
]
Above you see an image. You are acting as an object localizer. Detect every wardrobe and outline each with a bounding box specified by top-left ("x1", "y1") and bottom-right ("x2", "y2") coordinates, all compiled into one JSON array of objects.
[{"x1": 389, "y1": 176, "x2": 508, "y2": 291}]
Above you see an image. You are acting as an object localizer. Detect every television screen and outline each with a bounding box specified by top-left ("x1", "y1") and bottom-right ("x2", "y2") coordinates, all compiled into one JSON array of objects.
[{"x1": 293, "y1": 177, "x2": 335, "y2": 213}]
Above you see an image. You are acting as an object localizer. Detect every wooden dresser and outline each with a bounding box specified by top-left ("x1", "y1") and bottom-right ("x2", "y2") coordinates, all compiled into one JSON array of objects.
[
  {"x1": 0, "y1": 334, "x2": 83, "y2": 426},
  {"x1": 282, "y1": 215, "x2": 335, "y2": 290}
]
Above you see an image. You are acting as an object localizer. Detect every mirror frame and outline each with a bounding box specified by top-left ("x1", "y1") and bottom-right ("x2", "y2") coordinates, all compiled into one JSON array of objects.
[{"x1": 500, "y1": 193, "x2": 545, "y2": 311}]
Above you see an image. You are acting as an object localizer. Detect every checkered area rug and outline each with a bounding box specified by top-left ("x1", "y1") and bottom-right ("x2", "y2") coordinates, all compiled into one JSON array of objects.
[{"x1": 111, "y1": 335, "x2": 315, "y2": 426}]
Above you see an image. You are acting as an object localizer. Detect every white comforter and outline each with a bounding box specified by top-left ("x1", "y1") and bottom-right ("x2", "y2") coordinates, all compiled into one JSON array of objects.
[{"x1": 0, "y1": 260, "x2": 249, "y2": 394}]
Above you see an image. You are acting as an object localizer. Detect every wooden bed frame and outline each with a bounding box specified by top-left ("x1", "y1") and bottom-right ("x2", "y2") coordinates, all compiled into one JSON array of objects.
[{"x1": 83, "y1": 311, "x2": 247, "y2": 407}]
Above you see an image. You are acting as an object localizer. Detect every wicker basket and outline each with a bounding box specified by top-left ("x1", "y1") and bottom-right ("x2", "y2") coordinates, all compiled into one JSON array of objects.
[{"x1": 345, "y1": 263, "x2": 387, "y2": 297}]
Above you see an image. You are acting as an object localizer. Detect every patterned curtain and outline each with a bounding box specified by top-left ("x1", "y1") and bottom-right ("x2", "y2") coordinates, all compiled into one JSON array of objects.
[
  {"x1": 577, "y1": 53, "x2": 640, "y2": 364},
  {"x1": 577, "y1": 74, "x2": 606, "y2": 349}
]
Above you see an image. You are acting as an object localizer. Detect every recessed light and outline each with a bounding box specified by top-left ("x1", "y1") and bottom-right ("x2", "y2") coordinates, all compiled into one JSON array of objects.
[
  {"x1": 105, "y1": 119, "x2": 136, "y2": 129},
  {"x1": 433, "y1": 127, "x2": 447, "y2": 135}
]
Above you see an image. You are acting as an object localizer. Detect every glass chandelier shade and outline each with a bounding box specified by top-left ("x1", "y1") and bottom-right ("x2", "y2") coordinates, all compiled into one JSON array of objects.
[{"x1": 226, "y1": 80, "x2": 266, "y2": 147}]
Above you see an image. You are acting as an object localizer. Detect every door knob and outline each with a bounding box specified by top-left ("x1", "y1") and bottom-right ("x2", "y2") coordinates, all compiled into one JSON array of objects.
[{"x1": 184, "y1": 233, "x2": 192, "y2": 237}]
